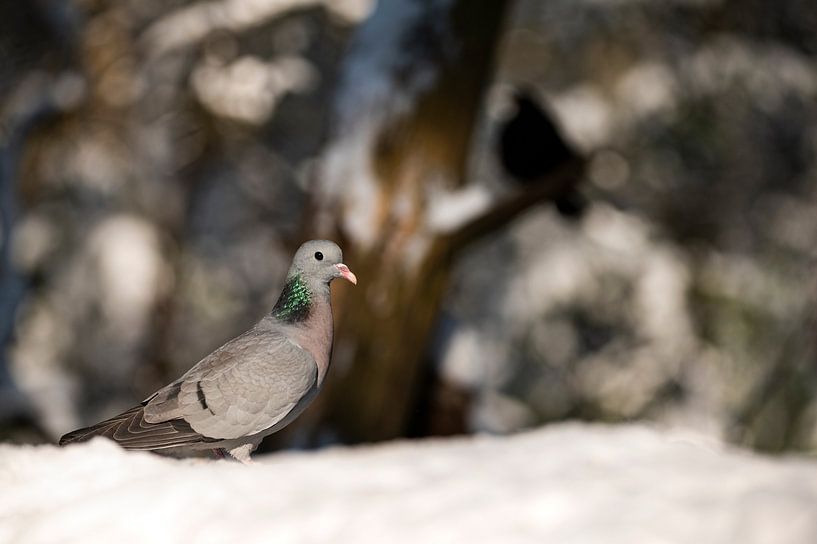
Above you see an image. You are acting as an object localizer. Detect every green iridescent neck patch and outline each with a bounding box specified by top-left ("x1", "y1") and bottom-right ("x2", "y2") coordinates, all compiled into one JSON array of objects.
[{"x1": 271, "y1": 274, "x2": 312, "y2": 323}]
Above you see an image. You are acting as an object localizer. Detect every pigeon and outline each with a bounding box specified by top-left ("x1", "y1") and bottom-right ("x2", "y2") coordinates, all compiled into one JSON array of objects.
[{"x1": 59, "y1": 240, "x2": 357, "y2": 463}]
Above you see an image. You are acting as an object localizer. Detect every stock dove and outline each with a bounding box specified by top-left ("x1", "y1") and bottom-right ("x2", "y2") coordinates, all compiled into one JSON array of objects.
[{"x1": 60, "y1": 240, "x2": 357, "y2": 463}]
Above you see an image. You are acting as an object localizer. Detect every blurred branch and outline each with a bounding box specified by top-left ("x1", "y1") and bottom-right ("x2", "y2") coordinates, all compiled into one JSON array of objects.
[{"x1": 447, "y1": 156, "x2": 585, "y2": 257}]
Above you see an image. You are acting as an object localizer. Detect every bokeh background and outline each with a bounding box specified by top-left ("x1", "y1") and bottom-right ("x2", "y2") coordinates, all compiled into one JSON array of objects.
[{"x1": 1, "y1": 0, "x2": 816, "y2": 455}]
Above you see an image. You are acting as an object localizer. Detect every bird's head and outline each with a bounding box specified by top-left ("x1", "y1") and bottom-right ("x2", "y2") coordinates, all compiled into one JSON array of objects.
[
  {"x1": 512, "y1": 89, "x2": 539, "y2": 115},
  {"x1": 291, "y1": 240, "x2": 357, "y2": 286}
]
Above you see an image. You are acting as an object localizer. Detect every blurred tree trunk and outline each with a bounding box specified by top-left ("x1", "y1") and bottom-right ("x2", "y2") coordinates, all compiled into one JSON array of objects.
[{"x1": 282, "y1": 0, "x2": 584, "y2": 444}]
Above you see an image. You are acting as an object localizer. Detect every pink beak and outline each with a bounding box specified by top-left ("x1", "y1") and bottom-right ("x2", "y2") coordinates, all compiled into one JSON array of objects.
[{"x1": 335, "y1": 263, "x2": 357, "y2": 285}]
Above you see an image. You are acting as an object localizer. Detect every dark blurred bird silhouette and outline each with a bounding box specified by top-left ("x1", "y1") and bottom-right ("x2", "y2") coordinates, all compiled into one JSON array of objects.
[{"x1": 497, "y1": 89, "x2": 586, "y2": 218}]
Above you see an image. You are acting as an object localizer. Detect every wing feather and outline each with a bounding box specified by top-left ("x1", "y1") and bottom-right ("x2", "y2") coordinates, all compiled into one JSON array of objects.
[
  {"x1": 59, "y1": 405, "x2": 214, "y2": 450},
  {"x1": 60, "y1": 322, "x2": 318, "y2": 450},
  {"x1": 144, "y1": 325, "x2": 317, "y2": 440}
]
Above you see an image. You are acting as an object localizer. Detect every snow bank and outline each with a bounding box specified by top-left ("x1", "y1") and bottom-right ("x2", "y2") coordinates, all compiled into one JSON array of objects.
[{"x1": 1, "y1": 424, "x2": 816, "y2": 544}]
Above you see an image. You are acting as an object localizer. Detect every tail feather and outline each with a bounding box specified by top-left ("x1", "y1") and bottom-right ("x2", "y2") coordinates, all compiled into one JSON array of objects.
[{"x1": 59, "y1": 404, "x2": 216, "y2": 451}]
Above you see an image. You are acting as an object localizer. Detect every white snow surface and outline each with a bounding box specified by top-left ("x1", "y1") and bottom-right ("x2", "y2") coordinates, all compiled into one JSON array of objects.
[{"x1": 2, "y1": 423, "x2": 816, "y2": 544}]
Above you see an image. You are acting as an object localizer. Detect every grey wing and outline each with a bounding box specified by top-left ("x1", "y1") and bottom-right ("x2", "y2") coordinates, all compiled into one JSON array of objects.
[
  {"x1": 143, "y1": 327, "x2": 317, "y2": 440},
  {"x1": 59, "y1": 404, "x2": 213, "y2": 450}
]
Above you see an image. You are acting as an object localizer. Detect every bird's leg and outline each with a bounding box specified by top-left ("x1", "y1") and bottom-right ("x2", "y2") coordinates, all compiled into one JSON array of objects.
[
  {"x1": 211, "y1": 448, "x2": 226, "y2": 460},
  {"x1": 227, "y1": 443, "x2": 255, "y2": 465}
]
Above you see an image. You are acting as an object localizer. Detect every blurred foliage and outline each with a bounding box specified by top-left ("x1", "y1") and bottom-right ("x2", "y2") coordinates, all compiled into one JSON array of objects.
[
  {"x1": 0, "y1": 0, "x2": 816, "y2": 454},
  {"x1": 445, "y1": 0, "x2": 817, "y2": 453}
]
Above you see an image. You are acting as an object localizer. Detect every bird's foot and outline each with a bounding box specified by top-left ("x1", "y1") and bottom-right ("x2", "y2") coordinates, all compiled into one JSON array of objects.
[{"x1": 227, "y1": 443, "x2": 255, "y2": 465}]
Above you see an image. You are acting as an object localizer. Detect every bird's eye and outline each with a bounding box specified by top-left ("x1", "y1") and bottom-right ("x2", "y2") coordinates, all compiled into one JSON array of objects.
[{"x1": 314, "y1": 251, "x2": 323, "y2": 261}]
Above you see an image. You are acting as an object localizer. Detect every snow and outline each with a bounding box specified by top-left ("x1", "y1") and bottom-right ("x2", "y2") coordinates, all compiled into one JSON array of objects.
[
  {"x1": 2, "y1": 424, "x2": 816, "y2": 544},
  {"x1": 425, "y1": 183, "x2": 494, "y2": 234}
]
